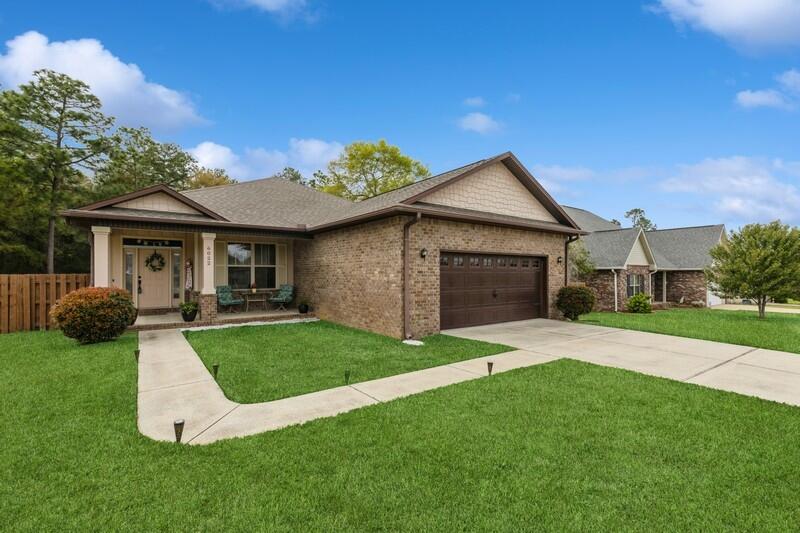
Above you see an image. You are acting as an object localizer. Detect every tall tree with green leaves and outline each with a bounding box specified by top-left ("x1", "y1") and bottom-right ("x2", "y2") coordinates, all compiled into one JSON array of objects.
[
  {"x1": 624, "y1": 208, "x2": 656, "y2": 231},
  {"x1": 276, "y1": 167, "x2": 304, "y2": 183},
  {"x1": 186, "y1": 167, "x2": 237, "y2": 189},
  {"x1": 310, "y1": 140, "x2": 429, "y2": 200},
  {"x1": 706, "y1": 222, "x2": 800, "y2": 319},
  {"x1": 95, "y1": 126, "x2": 198, "y2": 196},
  {"x1": 568, "y1": 240, "x2": 596, "y2": 281},
  {"x1": 0, "y1": 69, "x2": 112, "y2": 273}
]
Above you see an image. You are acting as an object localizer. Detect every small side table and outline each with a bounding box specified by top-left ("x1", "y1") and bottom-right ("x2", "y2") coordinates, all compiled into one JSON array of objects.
[{"x1": 244, "y1": 292, "x2": 268, "y2": 312}]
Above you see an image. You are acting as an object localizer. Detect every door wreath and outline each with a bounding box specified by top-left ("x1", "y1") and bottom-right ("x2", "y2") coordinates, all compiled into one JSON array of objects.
[{"x1": 144, "y1": 251, "x2": 166, "y2": 272}]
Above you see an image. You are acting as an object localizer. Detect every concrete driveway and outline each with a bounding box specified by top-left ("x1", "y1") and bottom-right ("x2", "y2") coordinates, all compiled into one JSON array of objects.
[{"x1": 444, "y1": 319, "x2": 800, "y2": 407}]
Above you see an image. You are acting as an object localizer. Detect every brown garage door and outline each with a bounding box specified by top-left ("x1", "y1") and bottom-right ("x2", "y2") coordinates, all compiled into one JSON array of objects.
[{"x1": 440, "y1": 252, "x2": 545, "y2": 330}]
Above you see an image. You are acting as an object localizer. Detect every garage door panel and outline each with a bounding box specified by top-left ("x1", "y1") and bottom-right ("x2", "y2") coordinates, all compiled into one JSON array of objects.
[{"x1": 440, "y1": 252, "x2": 545, "y2": 330}]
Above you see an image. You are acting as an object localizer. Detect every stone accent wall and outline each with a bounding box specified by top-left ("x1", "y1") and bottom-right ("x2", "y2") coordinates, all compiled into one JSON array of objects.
[
  {"x1": 199, "y1": 293, "x2": 217, "y2": 321},
  {"x1": 586, "y1": 265, "x2": 652, "y2": 311},
  {"x1": 666, "y1": 270, "x2": 707, "y2": 305},
  {"x1": 408, "y1": 217, "x2": 567, "y2": 337},
  {"x1": 422, "y1": 162, "x2": 559, "y2": 223},
  {"x1": 294, "y1": 217, "x2": 405, "y2": 338}
]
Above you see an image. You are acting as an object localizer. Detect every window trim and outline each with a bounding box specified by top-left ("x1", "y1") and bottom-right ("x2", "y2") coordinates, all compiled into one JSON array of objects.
[{"x1": 627, "y1": 273, "x2": 644, "y2": 297}]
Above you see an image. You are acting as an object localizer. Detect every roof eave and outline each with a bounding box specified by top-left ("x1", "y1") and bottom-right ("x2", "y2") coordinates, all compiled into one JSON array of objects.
[{"x1": 75, "y1": 184, "x2": 228, "y2": 221}]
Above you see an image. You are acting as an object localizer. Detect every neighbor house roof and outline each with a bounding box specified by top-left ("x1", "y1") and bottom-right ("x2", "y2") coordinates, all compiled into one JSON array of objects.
[
  {"x1": 63, "y1": 152, "x2": 584, "y2": 236},
  {"x1": 581, "y1": 227, "x2": 645, "y2": 269},
  {"x1": 645, "y1": 225, "x2": 725, "y2": 270},
  {"x1": 562, "y1": 206, "x2": 621, "y2": 232}
]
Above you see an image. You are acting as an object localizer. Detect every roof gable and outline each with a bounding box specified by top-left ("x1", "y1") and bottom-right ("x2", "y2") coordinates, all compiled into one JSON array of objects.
[
  {"x1": 625, "y1": 230, "x2": 656, "y2": 267},
  {"x1": 78, "y1": 184, "x2": 226, "y2": 221},
  {"x1": 417, "y1": 161, "x2": 559, "y2": 223}
]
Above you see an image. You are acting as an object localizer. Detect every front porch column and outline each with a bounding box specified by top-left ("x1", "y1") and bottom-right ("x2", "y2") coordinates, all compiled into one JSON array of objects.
[
  {"x1": 200, "y1": 232, "x2": 217, "y2": 321},
  {"x1": 91, "y1": 226, "x2": 111, "y2": 287},
  {"x1": 662, "y1": 271, "x2": 667, "y2": 303}
]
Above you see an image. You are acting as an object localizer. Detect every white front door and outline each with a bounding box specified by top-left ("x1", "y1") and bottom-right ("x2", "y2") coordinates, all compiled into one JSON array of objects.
[{"x1": 138, "y1": 248, "x2": 171, "y2": 309}]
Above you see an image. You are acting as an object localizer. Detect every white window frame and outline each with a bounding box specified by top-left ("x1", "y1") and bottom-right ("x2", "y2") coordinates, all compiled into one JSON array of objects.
[{"x1": 225, "y1": 242, "x2": 279, "y2": 290}]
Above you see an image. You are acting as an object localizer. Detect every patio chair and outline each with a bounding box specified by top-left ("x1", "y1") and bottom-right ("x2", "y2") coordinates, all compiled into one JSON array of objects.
[
  {"x1": 216, "y1": 285, "x2": 244, "y2": 313},
  {"x1": 269, "y1": 284, "x2": 295, "y2": 311}
]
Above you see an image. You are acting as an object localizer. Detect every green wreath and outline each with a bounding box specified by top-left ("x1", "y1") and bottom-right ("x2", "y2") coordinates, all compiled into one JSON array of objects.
[{"x1": 144, "y1": 251, "x2": 166, "y2": 272}]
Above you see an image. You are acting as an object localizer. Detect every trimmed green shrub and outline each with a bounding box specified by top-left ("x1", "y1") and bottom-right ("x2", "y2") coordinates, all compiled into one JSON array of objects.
[
  {"x1": 555, "y1": 285, "x2": 596, "y2": 320},
  {"x1": 626, "y1": 293, "x2": 652, "y2": 314},
  {"x1": 50, "y1": 287, "x2": 136, "y2": 344}
]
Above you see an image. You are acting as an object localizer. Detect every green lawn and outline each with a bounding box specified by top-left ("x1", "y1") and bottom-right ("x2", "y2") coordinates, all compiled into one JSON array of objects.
[
  {"x1": 184, "y1": 320, "x2": 512, "y2": 403},
  {"x1": 581, "y1": 308, "x2": 800, "y2": 354},
  {"x1": 2, "y1": 331, "x2": 800, "y2": 530}
]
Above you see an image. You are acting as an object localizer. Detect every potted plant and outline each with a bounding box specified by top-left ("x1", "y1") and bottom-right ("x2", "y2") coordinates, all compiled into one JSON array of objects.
[
  {"x1": 180, "y1": 301, "x2": 199, "y2": 322},
  {"x1": 298, "y1": 300, "x2": 310, "y2": 314},
  {"x1": 250, "y1": 282, "x2": 257, "y2": 294}
]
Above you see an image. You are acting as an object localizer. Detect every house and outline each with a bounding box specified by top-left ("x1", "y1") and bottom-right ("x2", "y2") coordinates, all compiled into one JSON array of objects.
[
  {"x1": 562, "y1": 206, "x2": 726, "y2": 311},
  {"x1": 62, "y1": 152, "x2": 584, "y2": 338}
]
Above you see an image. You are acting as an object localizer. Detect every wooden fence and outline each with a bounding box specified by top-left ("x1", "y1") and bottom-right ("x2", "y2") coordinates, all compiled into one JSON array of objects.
[{"x1": 0, "y1": 274, "x2": 90, "y2": 333}]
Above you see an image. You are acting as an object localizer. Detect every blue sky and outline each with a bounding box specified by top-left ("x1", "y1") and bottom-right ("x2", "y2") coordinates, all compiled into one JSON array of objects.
[{"x1": 1, "y1": 0, "x2": 799, "y2": 229}]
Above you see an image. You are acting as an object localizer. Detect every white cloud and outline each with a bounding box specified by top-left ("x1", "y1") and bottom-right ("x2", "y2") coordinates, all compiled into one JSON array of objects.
[
  {"x1": 0, "y1": 31, "x2": 203, "y2": 131},
  {"x1": 463, "y1": 96, "x2": 485, "y2": 107},
  {"x1": 735, "y1": 68, "x2": 800, "y2": 110},
  {"x1": 210, "y1": 0, "x2": 313, "y2": 20},
  {"x1": 735, "y1": 88, "x2": 794, "y2": 109},
  {"x1": 189, "y1": 138, "x2": 342, "y2": 180},
  {"x1": 661, "y1": 156, "x2": 800, "y2": 222},
  {"x1": 458, "y1": 112, "x2": 500, "y2": 134},
  {"x1": 654, "y1": 0, "x2": 800, "y2": 50}
]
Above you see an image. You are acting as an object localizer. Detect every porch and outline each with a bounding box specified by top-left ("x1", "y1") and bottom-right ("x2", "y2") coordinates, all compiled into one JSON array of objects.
[{"x1": 130, "y1": 307, "x2": 309, "y2": 331}]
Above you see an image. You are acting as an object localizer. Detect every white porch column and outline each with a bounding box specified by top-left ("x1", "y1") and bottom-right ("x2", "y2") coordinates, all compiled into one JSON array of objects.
[
  {"x1": 91, "y1": 226, "x2": 112, "y2": 287},
  {"x1": 662, "y1": 272, "x2": 667, "y2": 303},
  {"x1": 201, "y1": 232, "x2": 216, "y2": 295}
]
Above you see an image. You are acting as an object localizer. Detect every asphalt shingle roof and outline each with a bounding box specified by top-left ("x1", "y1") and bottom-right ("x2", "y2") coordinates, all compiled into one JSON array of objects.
[
  {"x1": 645, "y1": 225, "x2": 725, "y2": 270},
  {"x1": 562, "y1": 206, "x2": 621, "y2": 232},
  {"x1": 581, "y1": 227, "x2": 642, "y2": 269}
]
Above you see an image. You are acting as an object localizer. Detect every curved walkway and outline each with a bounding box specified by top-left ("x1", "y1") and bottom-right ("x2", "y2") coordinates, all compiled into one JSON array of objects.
[
  {"x1": 138, "y1": 319, "x2": 800, "y2": 446},
  {"x1": 137, "y1": 328, "x2": 555, "y2": 445}
]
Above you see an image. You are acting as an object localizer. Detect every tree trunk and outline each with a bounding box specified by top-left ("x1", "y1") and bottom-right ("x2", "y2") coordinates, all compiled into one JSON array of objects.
[
  {"x1": 758, "y1": 296, "x2": 767, "y2": 319},
  {"x1": 47, "y1": 214, "x2": 55, "y2": 274}
]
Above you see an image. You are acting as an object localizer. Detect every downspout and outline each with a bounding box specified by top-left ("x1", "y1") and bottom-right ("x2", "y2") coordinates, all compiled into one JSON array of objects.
[
  {"x1": 403, "y1": 212, "x2": 422, "y2": 339},
  {"x1": 650, "y1": 266, "x2": 658, "y2": 301},
  {"x1": 564, "y1": 235, "x2": 579, "y2": 285},
  {"x1": 611, "y1": 269, "x2": 619, "y2": 312}
]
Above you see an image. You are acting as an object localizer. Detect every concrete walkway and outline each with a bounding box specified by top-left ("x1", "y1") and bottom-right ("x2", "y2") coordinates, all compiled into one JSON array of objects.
[
  {"x1": 445, "y1": 319, "x2": 800, "y2": 407},
  {"x1": 712, "y1": 303, "x2": 800, "y2": 315},
  {"x1": 137, "y1": 329, "x2": 556, "y2": 445}
]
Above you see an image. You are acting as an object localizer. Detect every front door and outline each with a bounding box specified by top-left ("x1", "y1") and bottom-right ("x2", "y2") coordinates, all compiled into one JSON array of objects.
[{"x1": 137, "y1": 248, "x2": 171, "y2": 309}]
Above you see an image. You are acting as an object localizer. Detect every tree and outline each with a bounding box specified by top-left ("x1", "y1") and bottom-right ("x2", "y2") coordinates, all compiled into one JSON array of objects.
[
  {"x1": 276, "y1": 166, "x2": 304, "y2": 183},
  {"x1": 186, "y1": 167, "x2": 237, "y2": 189},
  {"x1": 310, "y1": 140, "x2": 429, "y2": 200},
  {"x1": 624, "y1": 208, "x2": 656, "y2": 231},
  {"x1": 0, "y1": 69, "x2": 112, "y2": 273},
  {"x1": 610, "y1": 218, "x2": 622, "y2": 227},
  {"x1": 568, "y1": 239, "x2": 595, "y2": 281},
  {"x1": 95, "y1": 126, "x2": 198, "y2": 196},
  {"x1": 706, "y1": 222, "x2": 800, "y2": 319}
]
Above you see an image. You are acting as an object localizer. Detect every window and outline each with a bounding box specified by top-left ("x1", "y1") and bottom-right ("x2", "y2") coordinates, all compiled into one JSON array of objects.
[
  {"x1": 453, "y1": 256, "x2": 464, "y2": 267},
  {"x1": 171, "y1": 250, "x2": 182, "y2": 302},
  {"x1": 497, "y1": 257, "x2": 506, "y2": 267},
  {"x1": 627, "y1": 274, "x2": 644, "y2": 297},
  {"x1": 470, "y1": 256, "x2": 480, "y2": 267},
  {"x1": 440, "y1": 255, "x2": 449, "y2": 266},
  {"x1": 509, "y1": 257, "x2": 518, "y2": 267},
  {"x1": 521, "y1": 259, "x2": 530, "y2": 268},
  {"x1": 124, "y1": 251, "x2": 134, "y2": 295},
  {"x1": 226, "y1": 242, "x2": 277, "y2": 289},
  {"x1": 483, "y1": 257, "x2": 492, "y2": 267}
]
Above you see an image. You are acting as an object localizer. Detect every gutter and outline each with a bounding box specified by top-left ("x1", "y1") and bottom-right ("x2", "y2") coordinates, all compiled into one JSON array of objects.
[
  {"x1": 403, "y1": 212, "x2": 422, "y2": 339},
  {"x1": 564, "y1": 235, "x2": 579, "y2": 285},
  {"x1": 611, "y1": 269, "x2": 619, "y2": 312}
]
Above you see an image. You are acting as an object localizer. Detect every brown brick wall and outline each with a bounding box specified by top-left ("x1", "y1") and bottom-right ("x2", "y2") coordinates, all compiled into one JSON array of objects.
[
  {"x1": 199, "y1": 293, "x2": 217, "y2": 321},
  {"x1": 294, "y1": 214, "x2": 570, "y2": 339},
  {"x1": 666, "y1": 270, "x2": 707, "y2": 305},
  {"x1": 587, "y1": 266, "x2": 652, "y2": 311},
  {"x1": 408, "y1": 217, "x2": 567, "y2": 337},
  {"x1": 294, "y1": 216, "x2": 405, "y2": 338}
]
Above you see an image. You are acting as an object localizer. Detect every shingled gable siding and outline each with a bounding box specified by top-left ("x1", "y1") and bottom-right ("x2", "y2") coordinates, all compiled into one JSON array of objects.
[
  {"x1": 293, "y1": 216, "x2": 405, "y2": 338},
  {"x1": 408, "y1": 217, "x2": 566, "y2": 337}
]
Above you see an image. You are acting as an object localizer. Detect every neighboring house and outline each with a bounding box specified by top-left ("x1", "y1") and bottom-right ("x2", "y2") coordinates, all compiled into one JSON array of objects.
[
  {"x1": 563, "y1": 206, "x2": 725, "y2": 311},
  {"x1": 63, "y1": 152, "x2": 584, "y2": 339}
]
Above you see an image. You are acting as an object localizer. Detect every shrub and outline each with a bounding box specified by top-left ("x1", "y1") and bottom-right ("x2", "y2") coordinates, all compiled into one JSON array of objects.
[
  {"x1": 50, "y1": 287, "x2": 136, "y2": 344},
  {"x1": 555, "y1": 285, "x2": 596, "y2": 320},
  {"x1": 180, "y1": 301, "x2": 199, "y2": 313},
  {"x1": 626, "y1": 293, "x2": 652, "y2": 314}
]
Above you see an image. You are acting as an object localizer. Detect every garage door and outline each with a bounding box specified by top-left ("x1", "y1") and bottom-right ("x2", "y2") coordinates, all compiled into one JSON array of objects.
[{"x1": 440, "y1": 252, "x2": 545, "y2": 330}]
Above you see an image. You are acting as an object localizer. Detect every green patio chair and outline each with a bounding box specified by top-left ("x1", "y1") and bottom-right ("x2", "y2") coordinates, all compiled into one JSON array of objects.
[
  {"x1": 269, "y1": 284, "x2": 295, "y2": 311},
  {"x1": 216, "y1": 285, "x2": 244, "y2": 313}
]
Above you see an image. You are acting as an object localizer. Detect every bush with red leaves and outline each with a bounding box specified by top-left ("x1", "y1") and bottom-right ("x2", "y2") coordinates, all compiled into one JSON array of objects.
[{"x1": 50, "y1": 287, "x2": 136, "y2": 344}]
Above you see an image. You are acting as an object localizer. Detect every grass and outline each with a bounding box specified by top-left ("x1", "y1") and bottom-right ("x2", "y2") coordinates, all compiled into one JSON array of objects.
[
  {"x1": 581, "y1": 308, "x2": 800, "y2": 354},
  {"x1": 2, "y1": 330, "x2": 800, "y2": 530},
  {"x1": 184, "y1": 320, "x2": 512, "y2": 403}
]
